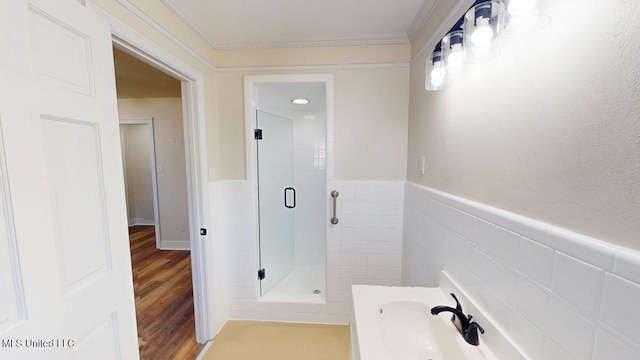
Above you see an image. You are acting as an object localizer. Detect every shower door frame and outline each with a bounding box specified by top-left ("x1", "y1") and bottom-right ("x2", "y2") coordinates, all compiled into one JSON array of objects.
[
  {"x1": 255, "y1": 110, "x2": 296, "y2": 296},
  {"x1": 244, "y1": 74, "x2": 335, "y2": 302}
]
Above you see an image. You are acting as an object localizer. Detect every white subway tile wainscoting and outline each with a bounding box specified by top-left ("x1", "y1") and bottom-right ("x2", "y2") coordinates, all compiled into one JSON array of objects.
[
  {"x1": 402, "y1": 182, "x2": 640, "y2": 360},
  {"x1": 211, "y1": 179, "x2": 640, "y2": 359},
  {"x1": 214, "y1": 180, "x2": 404, "y2": 324}
]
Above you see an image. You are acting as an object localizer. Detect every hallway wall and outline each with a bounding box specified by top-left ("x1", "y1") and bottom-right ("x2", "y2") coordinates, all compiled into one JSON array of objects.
[
  {"x1": 122, "y1": 124, "x2": 154, "y2": 225},
  {"x1": 118, "y1": 98, "x2": 190, "y2": 247}
]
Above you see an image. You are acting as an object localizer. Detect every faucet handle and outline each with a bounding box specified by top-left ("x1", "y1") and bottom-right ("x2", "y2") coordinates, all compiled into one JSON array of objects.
[
  {"x1": 472, "y1": 321, "x2": 485, "y2": 334},
  {"x1": 464, "y1": 321, "x2": 485, "y2": 346},
  {"x1": 449, "y1": 293, "x2": 464, "y2": 332},
  {"x1": 450, "y1": 293, "x2": 463, "y2": 312}
]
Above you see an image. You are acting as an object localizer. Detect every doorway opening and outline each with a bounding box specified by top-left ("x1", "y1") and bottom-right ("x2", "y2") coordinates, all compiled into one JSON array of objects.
[{"x1": 113, "y1": 47, "x2": 203, "y2": 359}]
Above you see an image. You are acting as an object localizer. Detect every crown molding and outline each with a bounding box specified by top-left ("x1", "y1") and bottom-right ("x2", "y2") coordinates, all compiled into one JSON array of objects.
[
  {"x1": 86, "y1": 0, "x2": 416, "y2": 71},
  {"x1": 110, "y1": 0, "x2": 216, "y2": 71},
  {"x1": 407, "y1": 0, "x2": 441, "y2": 41},
  {"x1": 410, "y1": 0, "x2": 470, "y2": 65},
  {"x1": 216, "y1": 62, "x2": 409, "y2": 73},
  {"x1": 162, "y1": 0, "x2": 411, "y2": 50},
  {"x1": 86, "y1": 0, "x2": 214, "y2": 75},
  {"x1": 160, "y1": 0, "x2": 217, "y2": 48},
  {"x1": 214, "y1": 37, "x2": 410, "y2": 50}
]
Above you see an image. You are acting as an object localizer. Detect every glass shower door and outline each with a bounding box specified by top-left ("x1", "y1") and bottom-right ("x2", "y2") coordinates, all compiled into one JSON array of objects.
[{"x1": 256, "y1": 110, "x2": 295, "y2": 296}]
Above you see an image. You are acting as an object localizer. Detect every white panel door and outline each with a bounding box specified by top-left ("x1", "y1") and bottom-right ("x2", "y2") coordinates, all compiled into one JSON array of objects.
[{"x1": 0, "y1": 0, "x2": 139, "y2": 359}]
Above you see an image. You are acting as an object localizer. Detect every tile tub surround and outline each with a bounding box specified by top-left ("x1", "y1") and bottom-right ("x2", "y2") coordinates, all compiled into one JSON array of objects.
[
  {"x1": 215, "y1": 180, "x2": 404, "y2": 324},
  {"x1": 402, "y1": 181, "x2": 640, "y2": 360}
]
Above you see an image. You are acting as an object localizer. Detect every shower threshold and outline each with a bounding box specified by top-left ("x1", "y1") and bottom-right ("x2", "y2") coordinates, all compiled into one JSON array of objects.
[{"x1": 259, "y1": 265, "x2": 326, "y2": 304}]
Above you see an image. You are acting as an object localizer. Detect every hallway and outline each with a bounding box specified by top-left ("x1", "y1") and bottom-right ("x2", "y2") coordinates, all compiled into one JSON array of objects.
[{"x1": 129, "y1": 226, "x2": 204, "y2": 359}]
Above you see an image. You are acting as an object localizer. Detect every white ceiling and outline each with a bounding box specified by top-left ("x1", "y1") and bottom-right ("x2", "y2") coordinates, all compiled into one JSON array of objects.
[{"x1": 162, "y1": 0, "x2": 437, "y2": 49}]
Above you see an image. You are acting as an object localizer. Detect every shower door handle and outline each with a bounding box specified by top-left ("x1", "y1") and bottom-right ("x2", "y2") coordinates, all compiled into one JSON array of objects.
[{"x1": 284, "y1": 187, "x2": 296, "y2": 209}]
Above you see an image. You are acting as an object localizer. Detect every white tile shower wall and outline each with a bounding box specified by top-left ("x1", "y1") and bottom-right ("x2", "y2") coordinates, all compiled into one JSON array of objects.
[
  {"x1": 328, "y1": 181, "x2": 404, "y2": 286},
  {"x1": 402, "y1": 182, "x2": 640, "y2": 360},
  {"x1": 216, "y1": 180, "x2": 404, "y2": 324},
  {"x1": 293, "y1": 112, "x2": 326, "y2": 267}
]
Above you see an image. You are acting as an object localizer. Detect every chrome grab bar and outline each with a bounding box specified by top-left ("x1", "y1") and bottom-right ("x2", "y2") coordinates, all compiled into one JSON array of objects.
[{"x1": 330, "y1": 190, "x2": 339, "y2": 225}]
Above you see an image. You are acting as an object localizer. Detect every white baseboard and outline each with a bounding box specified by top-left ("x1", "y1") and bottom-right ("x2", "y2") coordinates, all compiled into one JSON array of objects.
[
  {"x1": 194, "y1": 341, "x2": 212, "y2": 360},
  {"x1": 129, "y1": 218, "x2": 155, "y2": 226},
  {"x1": 160, "y1": 240, "x2": 190, "y2": 251}
]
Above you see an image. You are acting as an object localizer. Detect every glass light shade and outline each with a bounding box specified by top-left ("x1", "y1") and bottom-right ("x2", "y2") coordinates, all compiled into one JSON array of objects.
[
  {"x1": 508, "y1": 0, "x2": 537, "y2": 16},
  {"x1": 471, "y1": 18, "x2": 494, "y2": 47},
  {"x1": 431, "y1": 63, "x2": 446, "y2": 87},
  {"x1": 425, "y1": 50, "x2": 446, "y2": 91},
  {"x1": 448, "y1": 44, "x2": 465, "y2": 65},
  {"x1": 465, "y1": 1, "x2": 506, "y2": 54},
  {"x1": 443, "y1": 30, "x2": 466, "y2": 76}
]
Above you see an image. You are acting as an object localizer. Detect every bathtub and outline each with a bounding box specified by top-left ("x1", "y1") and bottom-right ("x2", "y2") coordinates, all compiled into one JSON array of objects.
[{"x1": 351, "y1": 272, "x2": 525, "y2": 360}]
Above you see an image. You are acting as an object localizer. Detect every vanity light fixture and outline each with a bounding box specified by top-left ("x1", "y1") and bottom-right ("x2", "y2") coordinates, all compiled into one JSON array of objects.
[
  {"x1": 291, "y1": 98, "x2": 310, "y2": 105},
  {"x1": 424, "y1": 0, "x2": 549, "y2": 92}
]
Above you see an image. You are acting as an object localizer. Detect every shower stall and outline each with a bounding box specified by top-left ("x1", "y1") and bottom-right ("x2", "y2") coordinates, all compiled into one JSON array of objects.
[{"x1": 249, "y1": 80, "x2": 328, "y2": 303}]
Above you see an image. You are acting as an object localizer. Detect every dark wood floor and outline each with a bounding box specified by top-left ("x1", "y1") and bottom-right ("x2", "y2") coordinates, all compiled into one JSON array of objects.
[{"x1": 129, "y1": 226, "x2": 205, "y2": 360}]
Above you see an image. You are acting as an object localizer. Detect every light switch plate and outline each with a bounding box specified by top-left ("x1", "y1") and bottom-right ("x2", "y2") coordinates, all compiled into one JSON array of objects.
[{"x1": 418, "y1": 156, "x2": 426, "y2": 175}]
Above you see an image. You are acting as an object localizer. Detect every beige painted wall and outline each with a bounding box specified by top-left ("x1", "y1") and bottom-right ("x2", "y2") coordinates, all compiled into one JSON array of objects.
[
  {"x1": 121, "y1": 124, "x2": 154, "y2": 222},
  {"x1": 118, "y1": 98, "x2": 190, "y2": 243},
  {"x1": 86, "y1": 0, "x2": 414, "y2": 182},
  {"x1": 214, "y1": 39, "x2": 411, "y2": 181},
  {"x1": 407, "y1": 0, "x2": 640, "y2": 249},
  {"x1": 217, "y1": 67, "x2": 410, "y2": 180}
]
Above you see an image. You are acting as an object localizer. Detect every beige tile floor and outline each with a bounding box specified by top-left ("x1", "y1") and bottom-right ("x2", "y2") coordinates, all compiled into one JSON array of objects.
[{"x1": 202, "y1": 320, "x2": 350, "y2": 360}]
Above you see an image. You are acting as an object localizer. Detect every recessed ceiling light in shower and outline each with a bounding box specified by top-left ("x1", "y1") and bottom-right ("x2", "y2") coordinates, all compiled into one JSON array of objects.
[{"x1": 291, "y1": 98, "x2": 310, "y2": 105}]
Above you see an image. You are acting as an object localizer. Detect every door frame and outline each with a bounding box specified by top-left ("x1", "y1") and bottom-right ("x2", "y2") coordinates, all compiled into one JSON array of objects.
[
  {"x1": 244, "y1": 74, "x2": 335, "y2": 300},
  {"x1": 85, "y1": 4, "x2": 214, "y2": 343},
  {"x1": 119, "y1": 118, "x2": 161, "y2": 248}
]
